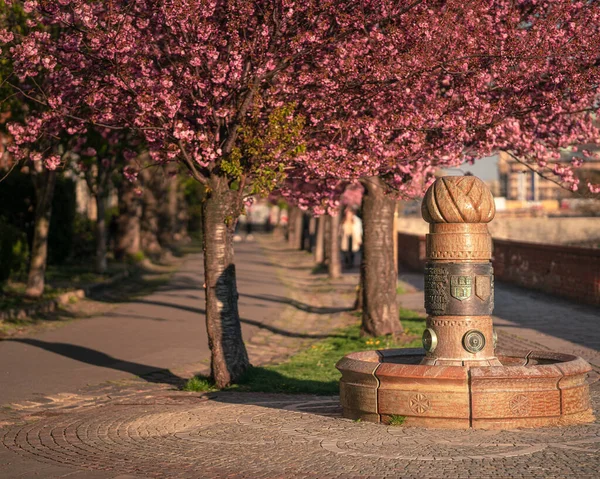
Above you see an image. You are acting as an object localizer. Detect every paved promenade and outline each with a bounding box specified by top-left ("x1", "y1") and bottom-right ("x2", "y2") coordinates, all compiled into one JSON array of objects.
[
  {"x1": 0, "y1": 242, "x2": 290, "y2": 406},
  {"x1": 1, "y1": 237, "x2": 599, "y2": 478}
]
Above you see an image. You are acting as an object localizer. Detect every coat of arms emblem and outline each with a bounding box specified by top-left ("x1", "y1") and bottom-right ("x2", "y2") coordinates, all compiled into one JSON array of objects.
[
  {"x1": 450, "y1": 275, "x2": 472, "y2": 301},
  {"x1": 475, "y1": 275, "x2": 492, "y2": 301}
]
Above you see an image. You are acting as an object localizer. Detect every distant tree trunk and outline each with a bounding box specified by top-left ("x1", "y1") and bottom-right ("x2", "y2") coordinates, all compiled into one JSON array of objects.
[
  {"x1": 140, "y1": 169, "x2": 162, "y2": 255},
  {"x1": 327, "y1": 213, "x2": 341, "y2": 279},
  {"x1": 115, "y1": 172, "x2": 141, "y2": 260},
  {"x1": 323, "y1": 214, "x2": 331, "y2": 263},
  {"x1": 95, "y1": 193, "x2": 107, "y2": 273},
  {"x1": 353, "y1": 275, "x2": 363, "y2": 311},
  {"x1": 175, "y1": 177, "x2": 191, "y2": 243},
  {"x1": 360, "y1": 177, "x2": 402, "y2": 337},
  {"x1": 287, "y1": 207, "x2": 303, "y2": 250},
  {"x1": 140, "y1": 168, "x2": 162, "y2": 253},
  {"x1": 295, "y1": 210, "x2": 304, "y2": 250},
  {"x1": 26, "y1": 169, "x2": 57, "y2": 298},
  {"x1": 287, "y1": 207, "x2": 297, "y2": 247},
  {"x1": 307, "y1": 216, "x2": 316, "y2": 252},
  {"x1": 202, "y1": 175, "x2": 250, "y2": 388},
  {"x1": 159, "y1": 173, "x2": 178, "y2": 246},
  {"x1": 314, "y1": 216, "x2": 325, "y2": 264},
  {"x1": 83, "y1": 152, "x2": 117, "y2": 275}
]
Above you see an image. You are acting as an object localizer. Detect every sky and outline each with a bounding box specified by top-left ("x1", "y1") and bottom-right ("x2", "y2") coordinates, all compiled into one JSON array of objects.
[{"x1": 444, "y1": 155, "x2": 499, "y2": 181}]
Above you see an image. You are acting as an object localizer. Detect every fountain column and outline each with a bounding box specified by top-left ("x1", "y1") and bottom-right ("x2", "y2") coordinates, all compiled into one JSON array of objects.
[
  {"x1": 420, "y1": 176, "x2": 501, "y2": 366},
  {"x1": 337, "y1": 174, "x2": 593, "y2": 428}
]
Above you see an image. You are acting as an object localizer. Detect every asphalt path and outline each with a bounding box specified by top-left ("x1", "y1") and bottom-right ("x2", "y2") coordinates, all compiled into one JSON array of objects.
[{"x1": 0, "y1": 240, "x2": 285, "y2": 405}]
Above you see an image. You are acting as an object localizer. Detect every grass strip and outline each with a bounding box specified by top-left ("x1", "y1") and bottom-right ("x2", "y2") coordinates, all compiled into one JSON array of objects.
[{"x1": 184, "y1": 308, "x2": 426, "y2": 395}]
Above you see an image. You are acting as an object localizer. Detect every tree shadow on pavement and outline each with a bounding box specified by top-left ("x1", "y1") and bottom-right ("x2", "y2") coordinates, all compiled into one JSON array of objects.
[
  {"x1": 240, "y1": 318, "x2": 348, "y2": 339},
  {"x1": 6, "y1": 338, "x2": 186, "y2": 387},
  {"x1": 121, "y1": 299, "x2": 349, "y2": 339},
  {"x1": 239, "y1": 293, "x2": 353, "y2": 315}
]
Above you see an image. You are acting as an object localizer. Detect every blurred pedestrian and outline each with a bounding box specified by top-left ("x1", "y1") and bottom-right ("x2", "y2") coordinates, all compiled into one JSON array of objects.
[{"x1": 340, "y1": 208, "x2": 362, "y2": 268}]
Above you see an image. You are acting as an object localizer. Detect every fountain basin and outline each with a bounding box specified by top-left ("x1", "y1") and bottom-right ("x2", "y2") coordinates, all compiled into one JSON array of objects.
[{"x1": 336, "y1": 348, "x2": 594, "y2": 429}]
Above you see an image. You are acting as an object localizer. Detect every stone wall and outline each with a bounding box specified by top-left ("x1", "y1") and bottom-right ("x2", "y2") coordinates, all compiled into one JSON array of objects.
[
  {"x1": 397, "y1": 232, "x2": 600, "y2": 306},
  {"x1": 397, "y1": 232, "x2": 427, "y2": 271},
  {"x1": 397, "y1": 216, "x2": 600, "y2": 245}
]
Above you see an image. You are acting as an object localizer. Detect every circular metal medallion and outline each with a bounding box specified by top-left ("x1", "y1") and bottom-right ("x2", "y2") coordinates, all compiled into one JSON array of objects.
[
  {"x1": 463, "y1": 329, "x2": 486, "y2": 354},
  {"x1": 422, "y1": 328, "x2": 438, "y2": 353}
]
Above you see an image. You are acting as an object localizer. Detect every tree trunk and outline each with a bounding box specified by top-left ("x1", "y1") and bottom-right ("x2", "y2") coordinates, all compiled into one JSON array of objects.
[
  {"x1": 360, "y1": 177, "x2": 402, "y2": 337},
  {"x1": 327, "y1": 213, "x2": 341, "y2": 279},
  {"x1": 26, "y1": 169, "x2": 57, "y2": 298},
  {"x1": 393, "y1": 202, "x2": 399, "y2": 275},
  {"x1": 202, "y1": 176, "x2": 250, "y2": 388},
  {"x1": 353, "y1": 275, "x2": 363, "y2": 311},
  {"x1": 294, "y1": 210, "x2": 304, "y2": 250},
  {"x1": 95, "y1": 193, "x2": 108, "y2": 273},
  {"x1": 115, "y1": 175, "x2": 141, "y2": 260},
  {"x1": 156, "y1": 172, "x2": 178, "y2": 247},
  {"x1": 140, "y1": 169, "x2": 162, "y2": 255},
  {"x1": 175, "y1": 177, "x2": 191, "y2": 243},
  {"x1": 307, "y1": 216, "x2": 316, "y2": 252},
  {"x1": 314, "y1": 216, "x2": 325, "y2": 264},
  {"x1": 287, "y1": 207, "x2": 297, "y2": 247}
]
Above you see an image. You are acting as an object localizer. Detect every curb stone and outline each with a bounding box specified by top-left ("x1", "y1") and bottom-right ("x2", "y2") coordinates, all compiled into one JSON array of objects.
[{"x1": 0, "y1": 270, "x2": 130, "y2": 322}]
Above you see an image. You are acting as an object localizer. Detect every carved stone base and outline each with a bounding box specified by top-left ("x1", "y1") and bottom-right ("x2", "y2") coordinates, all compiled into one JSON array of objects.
[{"x1": 337, "y1": 348, "x2": 595, "y2": 429}]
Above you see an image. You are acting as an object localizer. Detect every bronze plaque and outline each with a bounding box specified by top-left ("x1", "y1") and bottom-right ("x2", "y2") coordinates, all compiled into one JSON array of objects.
[
  {"x1": 424, "y1": 265, "x2": 449, "y2": 315},
  {"x1": 424, "y1": 263, "x2": 494, "y2": 316}
]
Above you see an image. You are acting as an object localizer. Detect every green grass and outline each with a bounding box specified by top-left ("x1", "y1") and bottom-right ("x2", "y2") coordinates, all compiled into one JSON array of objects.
[
  {"x1": 182, "y1": 376, "x2": 219, "y2": 392},
  {"x1": 396, "y1": 283, "x2": 408, "y2": 295},
  {"x1": 311, "y1": 263, "x2": 328, "y2": 275},
  {"x1": 388, "y1": 414, "x2": 406, "y2": 426},
  {"x1": 184, "y1": 308, "x2": 426, "y2": 395}
]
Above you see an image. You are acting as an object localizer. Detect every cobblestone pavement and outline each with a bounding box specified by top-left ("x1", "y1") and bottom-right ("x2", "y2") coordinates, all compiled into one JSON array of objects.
[
  {"x1": 1, "y1": 239, "x2": 599, "y2": 478},
  {"x1": 1, "y1": 385, "x2": 599, "y2": 479}
]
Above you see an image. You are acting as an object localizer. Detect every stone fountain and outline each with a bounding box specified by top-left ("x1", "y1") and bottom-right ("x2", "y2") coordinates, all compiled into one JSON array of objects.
[{"x1": 337, "y1": 176, "x2": 595, "y2": 428}]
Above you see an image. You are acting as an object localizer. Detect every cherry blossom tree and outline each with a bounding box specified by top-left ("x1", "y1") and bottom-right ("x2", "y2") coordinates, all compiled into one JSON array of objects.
[
  {"x1": 3, "y1": 0, "x2": 600, "y2": 377},
  {"x1": 2, "y1": 0, "x2": 400, "y2": 386},
  {"x1": 278, "y1": 0, "x2": 600, "y2": 336}
]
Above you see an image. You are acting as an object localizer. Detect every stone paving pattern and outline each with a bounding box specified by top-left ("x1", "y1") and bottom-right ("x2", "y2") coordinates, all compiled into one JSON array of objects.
[
  {"x1": 2, "y1": 386, "x2": 599, "y2": 478},
  {"x1": 1, "y1": 235, "x2": 599, "y2": 478}
]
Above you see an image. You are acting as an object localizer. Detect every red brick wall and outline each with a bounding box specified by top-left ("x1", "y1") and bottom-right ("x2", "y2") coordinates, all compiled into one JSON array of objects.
[
  {"x1": 397, "y1": 233, "x2": 427, "y2": 271},
  {"x1": 492, "y1": 239, "x2": 600, "y2": 306},
  {"x1": 397, "y1": 232, "x2": 600, "y2": 306}
]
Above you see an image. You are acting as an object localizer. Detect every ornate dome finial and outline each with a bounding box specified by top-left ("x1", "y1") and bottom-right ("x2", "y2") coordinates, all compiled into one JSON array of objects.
[{"x1": 421, "y1": 176, "x2": 495, "y2": 224}]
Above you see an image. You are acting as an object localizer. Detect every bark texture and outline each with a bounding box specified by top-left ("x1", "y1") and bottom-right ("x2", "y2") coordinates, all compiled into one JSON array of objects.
[
  {"x1": 202, "y1": 175, "x2": 250, "y2": 388},
  {"x1": 327, "y1": 213, "x2": 341, "y2": 279},
  {"x1": 314, "y1": 216, "x2": 325, "y2": 264},
  {"x1": 26, "y1": 169, "x2": 57, "y2": 298},
  {"x1": 360, "y1": 177, "x2": 402, "y2": 337}
]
